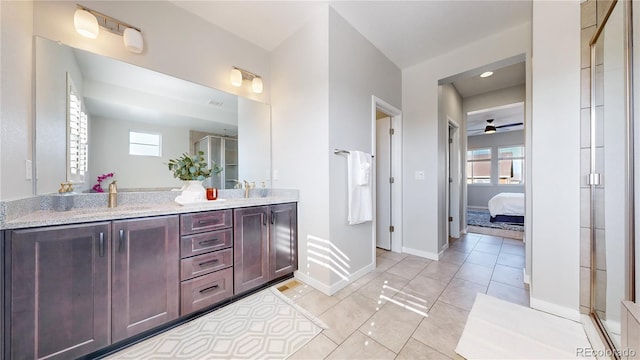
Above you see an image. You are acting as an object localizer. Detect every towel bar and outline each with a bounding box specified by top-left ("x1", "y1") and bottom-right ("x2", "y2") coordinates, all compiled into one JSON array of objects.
[{"x1": 333, "y1": 149, "x2": 374, "y2": 158}]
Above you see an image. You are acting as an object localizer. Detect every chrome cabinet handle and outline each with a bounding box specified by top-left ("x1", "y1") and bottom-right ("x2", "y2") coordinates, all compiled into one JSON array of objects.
[
  {"x1": 119, "y1": 229, "x2": 125, "y2": 253},
  {"x1": 271, "y1": 211, "x2": 276, "y2": 225},
  {"x1": 99, "y1": 232, "x2": 105, "y2": 257}
]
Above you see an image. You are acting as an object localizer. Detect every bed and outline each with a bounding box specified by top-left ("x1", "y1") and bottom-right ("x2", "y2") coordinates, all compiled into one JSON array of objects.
[{"x1": 488, "y1": 192, "x2": 524, "y2": 224}]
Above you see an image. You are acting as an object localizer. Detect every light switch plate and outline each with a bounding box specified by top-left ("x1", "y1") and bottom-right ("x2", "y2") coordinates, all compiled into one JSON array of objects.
[{"x1": 415, "y1": 170, "x2": 425, "y2": 180}]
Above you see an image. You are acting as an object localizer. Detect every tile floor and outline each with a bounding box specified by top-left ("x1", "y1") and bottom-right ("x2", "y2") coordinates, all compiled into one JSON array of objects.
[{"x1": 285, "y1": 232, "x2": 529, "y2": 359}]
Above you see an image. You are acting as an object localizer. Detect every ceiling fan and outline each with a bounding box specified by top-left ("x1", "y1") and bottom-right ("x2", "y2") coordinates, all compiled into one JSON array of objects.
[{"x1": 472, "y1": 119, "x2": 523, "y2": 135}]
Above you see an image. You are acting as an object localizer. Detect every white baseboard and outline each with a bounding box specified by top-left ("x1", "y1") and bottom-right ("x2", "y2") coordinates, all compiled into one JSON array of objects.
[
  {"x1": 294, "y1": 262, "x2": 376, "y2": 296},
  {"x1": 294, "y1": 271, "x2": 332, "y2": 296},
  {"x1": 402, "y1": 246, "x2": 440, "y2": 261},
  {"x1": 530, "y1": 297, "x2": 581, "y2": 322},
  {"x1": 523, "y1": 268, "x2": 530, "y2": 285}
]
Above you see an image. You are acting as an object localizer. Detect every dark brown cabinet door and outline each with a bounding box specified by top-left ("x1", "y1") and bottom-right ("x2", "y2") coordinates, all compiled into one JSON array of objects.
[
  {"x1": 9, "y1": 223, "x2": 111, "y2": 360},
  {"x1": 111, "y1": 216, "x2": 179, "y2": 342},
  {"x1": 270, "y1": 203, "x2": 298, "y2": 279},
  {"x1": 233, "y1": 206, "x2": 269, "y2": 294}
]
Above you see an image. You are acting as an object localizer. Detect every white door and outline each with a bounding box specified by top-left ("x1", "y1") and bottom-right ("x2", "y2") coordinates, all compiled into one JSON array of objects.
[{"x1": 376, "y1": 117, "x2": 392, "y2": 250}]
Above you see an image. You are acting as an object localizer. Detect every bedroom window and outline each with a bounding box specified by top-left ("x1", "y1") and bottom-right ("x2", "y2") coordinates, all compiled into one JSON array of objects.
[
  {"x1": 467, "y1": 148, "x2": 491, "y2": 184},
  {"x1": 498, "y1": 145, "x2": 524, "y2": 184}
]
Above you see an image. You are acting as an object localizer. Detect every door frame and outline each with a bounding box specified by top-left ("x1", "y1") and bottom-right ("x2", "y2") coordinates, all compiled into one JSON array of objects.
[
  {"x1": 447, "y1": 118, "x2": 462, "y2": 240},
  {"x1": 372, "y1": 96, "x2": 403, "y2": 254}
]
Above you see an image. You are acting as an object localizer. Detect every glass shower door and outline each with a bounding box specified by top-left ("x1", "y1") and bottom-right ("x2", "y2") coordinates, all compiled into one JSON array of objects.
[{"x1": 589, "y1": 0, "x2": 633, "y2": 352}]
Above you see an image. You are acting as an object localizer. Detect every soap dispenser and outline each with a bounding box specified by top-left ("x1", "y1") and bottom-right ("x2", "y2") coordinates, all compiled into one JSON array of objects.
[{"x1": 108, "y1": 180, "x2": 118, "y2": 208}]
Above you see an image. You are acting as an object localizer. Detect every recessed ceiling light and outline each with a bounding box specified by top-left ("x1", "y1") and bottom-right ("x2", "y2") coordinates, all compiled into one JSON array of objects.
[{"x1": 480, "y1": 71, "x2": 494, "y2": 78}]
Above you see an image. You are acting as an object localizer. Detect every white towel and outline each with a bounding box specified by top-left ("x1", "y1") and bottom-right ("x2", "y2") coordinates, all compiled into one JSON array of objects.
[{"x1": 347, "y1": 151, "x2": 373, "y2": 225}]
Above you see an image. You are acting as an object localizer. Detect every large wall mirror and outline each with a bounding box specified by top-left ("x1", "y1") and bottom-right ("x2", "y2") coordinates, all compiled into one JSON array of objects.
[
  {"x1": 35, "y1": 36, "x2": 271, "y2": 194},
  {"x1": 589, "y1": 0, "x2": 635, "y2": 353}
]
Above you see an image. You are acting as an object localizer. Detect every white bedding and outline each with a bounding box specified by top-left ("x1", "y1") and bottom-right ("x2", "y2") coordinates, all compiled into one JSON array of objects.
[{"x1": 488, "y1": 192, "x2": 524, "y2": 217}]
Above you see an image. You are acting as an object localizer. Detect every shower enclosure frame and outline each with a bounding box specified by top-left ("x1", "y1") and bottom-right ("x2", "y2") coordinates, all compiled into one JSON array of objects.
[{"x1": 588, "y1": 0, "x2": 636, "y2": 357}]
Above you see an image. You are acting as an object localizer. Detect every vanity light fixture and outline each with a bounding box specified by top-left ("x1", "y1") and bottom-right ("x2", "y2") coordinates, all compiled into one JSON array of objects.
[
  {"x1": 229, "y1": 67, "x2": 263, "y2": 94},
  {"x1": 74, "y1": 8, "x2": 99, "y2": 39},
  {"x1": 73, "y1": 4, "x2": 144, "y2": 54},
  {"x1": 480, "y1": 71, "x2": 494, "y2": 78}
]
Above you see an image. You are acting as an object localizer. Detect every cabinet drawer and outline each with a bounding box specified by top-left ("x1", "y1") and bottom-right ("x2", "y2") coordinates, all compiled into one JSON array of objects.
[
  {"x1": 181, "y1": 210, "x2": 232, "y2": 235},
  {"x1": 180, "y1": 267, "x2": 233, "y2": 316},
  {"x1": 181, "y1": 248, "x2": 232, "y2": 281},
  {"x1": 180, "y1": 228, "x2": 233, "y2": 258}
]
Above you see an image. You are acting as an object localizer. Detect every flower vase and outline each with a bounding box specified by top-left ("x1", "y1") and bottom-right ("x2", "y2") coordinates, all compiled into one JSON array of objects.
[{"x1": 176, "y1": 180, "x2": 206, "y2": 204}]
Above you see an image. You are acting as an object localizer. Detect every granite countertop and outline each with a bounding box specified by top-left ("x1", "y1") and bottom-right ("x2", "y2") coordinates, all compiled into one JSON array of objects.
[{"x1": 0, "y1": 189, "x2": 298, "y2": 230}]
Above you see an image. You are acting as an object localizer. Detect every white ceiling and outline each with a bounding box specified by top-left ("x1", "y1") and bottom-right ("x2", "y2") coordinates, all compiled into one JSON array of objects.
[
  {"x1": 170, "y1": 1, "x2": 532, "y2": 69},
  {"x1": 168, "y1": 0, "x2": 530, "y2": 137},
  {"x1": 452, "y1": 61, "x2": 526, "y2": 98}
]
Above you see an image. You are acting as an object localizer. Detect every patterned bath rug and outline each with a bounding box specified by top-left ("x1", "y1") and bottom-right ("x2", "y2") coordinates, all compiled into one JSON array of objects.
[{"x1": 107, "y1": 287, "x2": 323, "y2": 359}]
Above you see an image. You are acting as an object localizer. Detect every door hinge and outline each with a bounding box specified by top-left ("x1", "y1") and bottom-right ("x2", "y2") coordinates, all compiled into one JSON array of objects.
[
  {"x1": 448, "y1": 216, "x2": 453, "y2": 222},
  {"x1": 449, "y1": 177, "x2": 452, "y2": 183},
  {"x1": 587, "y1": 173, "x2": 601, "y2": 186},
  {"x1": 389, "y1": 128, "x2": 395, "y2": 135},
  {"x1": 389, "y1": 177, "x2": 395, "y2": 184},
  {"x1": 389, "y1": 225, "x2": 395, "y2": 233},
  {"x1": 449, "y1": 138, "x2": 453, "y2": 144}
]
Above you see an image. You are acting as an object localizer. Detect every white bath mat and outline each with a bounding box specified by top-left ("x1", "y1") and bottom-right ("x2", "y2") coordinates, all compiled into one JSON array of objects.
[
  {"x1": 107, "y1": 287, "x2": 322, "y2": 359},
  {"x1": 456, "y1": 293, "x2": 593, "y2": 359}
]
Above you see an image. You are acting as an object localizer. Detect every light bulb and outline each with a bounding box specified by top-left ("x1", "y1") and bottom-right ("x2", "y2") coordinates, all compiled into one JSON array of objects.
[
  {"x1": 230, "y1": 69, "x2": 243, "y2": 87},
  {"x1": 252, "y1": 77, "x2": 263, "y2": 93},
  {"x1": 74, "y1": 9, "x2": 99, "y2": 39},
  {"x1": 123, "y1": 28, "x2": 144, "y2": 54}
]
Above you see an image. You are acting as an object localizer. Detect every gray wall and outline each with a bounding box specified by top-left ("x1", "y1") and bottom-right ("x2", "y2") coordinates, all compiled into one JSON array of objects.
[{"x1": 467, "y1": 130, "x2": 524, "y2": 207}]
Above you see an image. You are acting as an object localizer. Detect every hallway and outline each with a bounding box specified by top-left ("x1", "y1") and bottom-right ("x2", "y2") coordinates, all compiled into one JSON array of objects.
[{"x1": 285, "y1": 232, "x2": 528, "y2": 359}]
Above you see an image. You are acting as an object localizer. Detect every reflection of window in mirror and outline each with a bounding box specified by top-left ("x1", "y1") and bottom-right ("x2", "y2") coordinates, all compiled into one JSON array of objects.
[
  {"x1": 129, "y1": 131, "x2": 162, "y2": 157},
  {"x1": 67, "y1": 73, "x2": 88, "y2": 184}
]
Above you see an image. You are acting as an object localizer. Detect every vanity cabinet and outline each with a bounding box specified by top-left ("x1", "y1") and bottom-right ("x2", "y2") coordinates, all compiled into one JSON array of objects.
[
  {"x1": 8, "y1": 223, "x2": 111, "y2": 360},
  {"x1": 270, "y1": 203, "x2": 298, "y2": 279},
  {"x1": 111, "y1": 216, "x2": 179, "y2": 342},
  {"x1": 6, "y1": 215, "x2": 179, "y2": 359},
  {"x1": 234, "y1": 203, "x2": 297, "y2": 294},
  {"x1": 179, "y1": 210, "x2": 234, "y2": 316}
]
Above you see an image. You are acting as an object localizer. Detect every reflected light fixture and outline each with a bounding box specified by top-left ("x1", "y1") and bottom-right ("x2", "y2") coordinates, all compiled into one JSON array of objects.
[
  {"x1": 230, "y1": 67, "x2": 263, "y2": 93},
  {"x1": 480, "y1": 71, "x2": 494, "y2": 78},
  {"x1": 484, "y1": 119, "x2": 497, "y2": 134},
  {"x1": 73, "y1": 5, "x2": 144, "y2": 54}
]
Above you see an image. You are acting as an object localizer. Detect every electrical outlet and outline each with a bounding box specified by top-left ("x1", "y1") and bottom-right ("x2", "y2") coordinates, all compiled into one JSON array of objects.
[
  {"x1": 25, "y1": 160, "x2": 32, "y2": 180},
  {"x1": 415, "y1": 170, "x2": 425, "y2": 180}
]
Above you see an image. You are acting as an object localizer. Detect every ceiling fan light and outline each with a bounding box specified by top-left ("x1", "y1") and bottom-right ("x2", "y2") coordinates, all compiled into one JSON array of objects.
[
  {"x1": 74, "y1": 8, "x2": 99, "y2": 39},
  {"x1": 484, "y1": 125, "x2": 496, "y2": 134}
]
